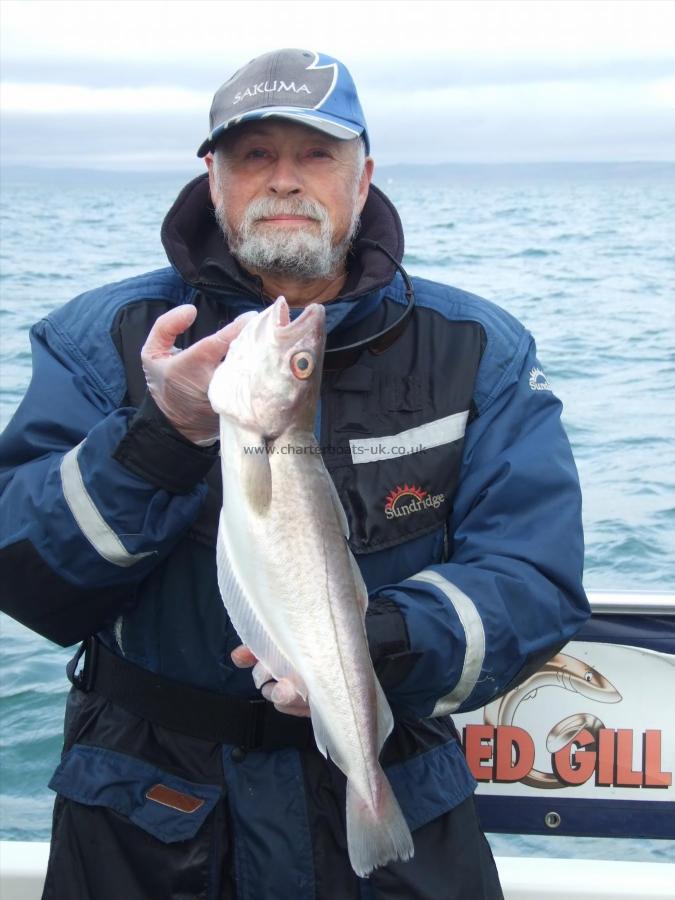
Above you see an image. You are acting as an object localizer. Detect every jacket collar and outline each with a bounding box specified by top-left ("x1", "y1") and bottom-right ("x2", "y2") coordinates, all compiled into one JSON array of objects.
[{"x1": 160, "y1": 173, "x2": 405, "y2": 304}]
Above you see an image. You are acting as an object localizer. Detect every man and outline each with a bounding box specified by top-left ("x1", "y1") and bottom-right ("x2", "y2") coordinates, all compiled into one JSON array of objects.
[{"x1": 0, "y1": 49, "x2": 589, "y2": 899}]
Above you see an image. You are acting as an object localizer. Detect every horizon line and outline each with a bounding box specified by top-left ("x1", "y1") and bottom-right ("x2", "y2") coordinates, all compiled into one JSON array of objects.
[{"x1": 2, "y1": 159, "x2": 674, "y2": 175}]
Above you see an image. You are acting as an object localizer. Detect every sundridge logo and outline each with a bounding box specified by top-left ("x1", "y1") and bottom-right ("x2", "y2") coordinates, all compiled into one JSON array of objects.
[
  {"x1": 528, "y1": 367, "x2": 552, "y2": 392},
  {"x1": 384, "y1": 484, "x2": 446, "y2": 520}
]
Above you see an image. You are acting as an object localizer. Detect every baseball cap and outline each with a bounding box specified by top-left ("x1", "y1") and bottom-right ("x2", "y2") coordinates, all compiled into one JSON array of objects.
[{"x1": 197, "y1": 48, "x2": 369, "y2": 157}]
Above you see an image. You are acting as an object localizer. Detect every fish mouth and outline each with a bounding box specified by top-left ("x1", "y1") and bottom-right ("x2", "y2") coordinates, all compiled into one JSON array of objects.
[{"x1": 273, "y1": 296, "x2": 326, "y2": 337}]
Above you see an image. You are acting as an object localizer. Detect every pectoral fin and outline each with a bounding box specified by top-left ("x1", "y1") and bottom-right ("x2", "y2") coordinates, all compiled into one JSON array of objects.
[
  {"x1": 216, "y1": 517, "x2": 294, "y2": 683},
  {"x1": 241, "y1": 442, "x2": 272, "y2": 514}
]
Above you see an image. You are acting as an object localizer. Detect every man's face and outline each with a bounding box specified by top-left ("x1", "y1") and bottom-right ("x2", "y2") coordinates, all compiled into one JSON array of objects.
[{"x1": 206, "y1": 120, "x2": 373, "y2": 280}]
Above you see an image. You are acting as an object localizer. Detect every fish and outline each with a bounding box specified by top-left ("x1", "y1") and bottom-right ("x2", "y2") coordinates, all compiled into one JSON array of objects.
[
  {"x1": 483, "y1": 653, "x2": 621, "y2": 788},
  {"x1": 208, "y1": 296, "x2": 414, "y2": 876}
]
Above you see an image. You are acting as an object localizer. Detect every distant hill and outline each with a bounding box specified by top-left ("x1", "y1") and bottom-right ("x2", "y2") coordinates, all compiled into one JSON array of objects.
[{"x1": 1, "y1": 161, "x2": 673, "y2": 188}]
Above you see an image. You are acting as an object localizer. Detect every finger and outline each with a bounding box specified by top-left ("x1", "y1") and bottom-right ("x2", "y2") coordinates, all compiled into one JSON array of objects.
[
  {"x1": 269, "y1": 680, "x2": 301, "y2": 706},
  {"x1": 232, "y1": 309, "x2": 260, "y2": 332},
  {"x1": 231, "y1": 645, "x2": 258, "y2": 668},
  {"x1": 273, "y1": 702, "x2": 311, "y2": 718},
  {"x1": 261, "y1": 681, "x2": 310, "y2": 716},
  {"x1": 180, "y1": 311, "x2": 258, "y2": 369},
  {"x1": 142, "y1": 305, "x2": 198, "y2": 360},
  {"x1": 251, "y1": 660, "x2": 273, "y2": 690}
]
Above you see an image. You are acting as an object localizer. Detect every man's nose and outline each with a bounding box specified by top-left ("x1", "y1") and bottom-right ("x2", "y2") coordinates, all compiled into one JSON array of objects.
[{"x1": 267, "y1": 157, "x2": 302, "y2": 196}]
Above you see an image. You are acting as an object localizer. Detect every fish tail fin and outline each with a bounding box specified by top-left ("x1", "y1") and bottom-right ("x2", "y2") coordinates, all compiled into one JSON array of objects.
[{"x1": 346, "y1": 771, "x2": 414, "y2": 878}]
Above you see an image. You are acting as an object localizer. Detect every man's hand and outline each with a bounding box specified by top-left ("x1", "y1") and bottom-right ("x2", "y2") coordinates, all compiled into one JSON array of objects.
[
  {"x1": 141, "y1": 306, "x2": 256, "y2": 446},
  {"x1": 231, "y1": 645, "x2": 311, "y2": 718}
]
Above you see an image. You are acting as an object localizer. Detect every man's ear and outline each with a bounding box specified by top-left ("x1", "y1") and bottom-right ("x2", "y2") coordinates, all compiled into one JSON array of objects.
[
  {"x1": 205, "y1": 153, "x2": 218, "y2": 207},
  {"x1": 357, "y1": 157, "x2": 375, "y2": 214}
]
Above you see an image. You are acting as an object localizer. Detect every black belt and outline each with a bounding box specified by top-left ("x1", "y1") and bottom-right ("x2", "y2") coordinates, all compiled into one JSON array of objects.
[{"x1": 67, "y1": 637, "x2": 314, "y2": 755}]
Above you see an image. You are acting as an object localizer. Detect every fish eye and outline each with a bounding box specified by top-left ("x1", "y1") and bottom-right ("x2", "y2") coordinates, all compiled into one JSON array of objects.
[
  {"x1": 290, "y1": 351, "x2": 315, "y2": 380},
  {"x1": 584, "y1": 671, "x2": 593, "y2": 682}
]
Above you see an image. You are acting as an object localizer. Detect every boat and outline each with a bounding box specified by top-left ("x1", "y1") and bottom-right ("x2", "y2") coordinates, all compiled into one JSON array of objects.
[{"x1": 1, "y1": 590, "x2": 674, "y2": 898}]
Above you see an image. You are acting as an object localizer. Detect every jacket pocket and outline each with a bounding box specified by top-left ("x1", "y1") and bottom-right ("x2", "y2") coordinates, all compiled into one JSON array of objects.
[
  {"x1": 48, "y1": 743, "x2": 222, "y2": 843},
  {"x1": 385, "y1": 738, "x2": 477, "y2": 833}
]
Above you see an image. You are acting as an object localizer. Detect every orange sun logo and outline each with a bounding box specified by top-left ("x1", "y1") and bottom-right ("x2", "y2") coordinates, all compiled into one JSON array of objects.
[{"x1": 385, "y1": 484, "x2": 428, "y2": 511}]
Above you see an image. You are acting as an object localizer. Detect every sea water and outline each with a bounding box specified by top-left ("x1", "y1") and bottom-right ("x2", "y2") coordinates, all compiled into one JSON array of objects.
[{"x1": 1, "y1": 163, "x2": 674, "y2": 861}]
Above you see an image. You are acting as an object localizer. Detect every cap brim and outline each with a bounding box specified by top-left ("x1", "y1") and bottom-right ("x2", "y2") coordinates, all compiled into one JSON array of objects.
[{"x1": 197, "y1": 107, "x2": 365, "y2": 157}]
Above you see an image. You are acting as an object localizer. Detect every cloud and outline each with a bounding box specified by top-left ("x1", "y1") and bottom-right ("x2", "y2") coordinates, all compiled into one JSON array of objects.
[
  {"x1": 3, "y1": 0, "x2": 675, "y2": 63},
  {"x1": 2, "y1": 56, "x2": 675, "y2": 94},
  {"x1": 1, "y1": 0, "x2": 674, "y2": 166},
  {"x1": 2, "y1": 96, "x2": 674, "y2": 169},
  {"x1": 1, "y1": 83, "x2": 208, "y2": 114},
  {"x1": 0, "y1": 111, "x2": 204, "y2": 170}
]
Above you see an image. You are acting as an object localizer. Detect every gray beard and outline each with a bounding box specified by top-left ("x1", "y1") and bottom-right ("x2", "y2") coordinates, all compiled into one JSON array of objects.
[{"x1": 215, "y1": 196, "x2": 360, "y2": 281}]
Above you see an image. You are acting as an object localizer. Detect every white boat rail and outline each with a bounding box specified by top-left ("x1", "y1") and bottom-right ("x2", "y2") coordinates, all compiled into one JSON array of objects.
[
  {"x1": 588, "y1": 589, "x2": 675, "y2": 616},
  {"x1": 1, "y1": 841, "x2": 674, "y2": 899}
]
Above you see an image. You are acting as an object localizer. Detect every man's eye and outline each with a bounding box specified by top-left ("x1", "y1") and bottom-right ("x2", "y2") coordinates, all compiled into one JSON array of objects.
[
  {"x1": 245, "y1": 149, "x2": 270, "y2": 159},
  {"x1": 307, "y1": 149, "x2": 331, "y2": 159}
]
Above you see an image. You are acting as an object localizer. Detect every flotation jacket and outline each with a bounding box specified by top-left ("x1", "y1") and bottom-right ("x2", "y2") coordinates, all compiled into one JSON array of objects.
[{"x1": 0, "y1": 176, "x2": 589, "y2": 900}]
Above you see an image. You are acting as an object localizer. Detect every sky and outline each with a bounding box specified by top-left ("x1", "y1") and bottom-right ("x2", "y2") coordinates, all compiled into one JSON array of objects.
[{"x1": 1, "y1": 0, "x2": 674, "y2": 169}]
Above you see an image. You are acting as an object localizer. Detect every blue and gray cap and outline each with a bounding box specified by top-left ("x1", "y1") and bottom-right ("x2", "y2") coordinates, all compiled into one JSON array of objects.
[{"x1": 197, "y1": 48, "x2": 369, "y2": 157}]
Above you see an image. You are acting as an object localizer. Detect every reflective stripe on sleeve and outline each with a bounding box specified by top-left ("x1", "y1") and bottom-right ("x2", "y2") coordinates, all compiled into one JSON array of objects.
[
  {"x1": 349, "y1": 410, "x2": 469, "y2": 465},
  {"x1": 410, "y1": 569, "x2": 486, "y2": 715},
  {"x1": 60, "y1": 443, "x2": 154, "y2": 568}
]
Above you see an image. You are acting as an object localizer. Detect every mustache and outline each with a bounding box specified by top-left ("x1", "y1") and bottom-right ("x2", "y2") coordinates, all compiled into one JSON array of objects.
[{"x1": 241, "y1": 197, "x2": 330, "y2": 227}]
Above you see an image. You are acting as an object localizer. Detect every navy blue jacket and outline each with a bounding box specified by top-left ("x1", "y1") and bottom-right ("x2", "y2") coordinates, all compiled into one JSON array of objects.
[{"x1": 0, "y1": 176, "x2": 589, "y2": 900}]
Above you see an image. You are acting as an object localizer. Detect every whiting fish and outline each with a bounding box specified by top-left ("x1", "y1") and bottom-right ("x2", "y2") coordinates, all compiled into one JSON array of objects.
[{"x1": 208, "y1": 296, "x2": 414, "y2": 876}]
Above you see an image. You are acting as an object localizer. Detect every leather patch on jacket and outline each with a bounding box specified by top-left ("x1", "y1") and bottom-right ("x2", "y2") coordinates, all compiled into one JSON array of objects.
[{"x1": 145, "y1": 783, "x2": 206, "y2": 814}]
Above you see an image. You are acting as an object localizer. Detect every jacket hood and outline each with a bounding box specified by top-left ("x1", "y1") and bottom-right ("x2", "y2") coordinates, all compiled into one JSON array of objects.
[{"x1": 160, "y1": 173, "x2": 404, "y2": 303}]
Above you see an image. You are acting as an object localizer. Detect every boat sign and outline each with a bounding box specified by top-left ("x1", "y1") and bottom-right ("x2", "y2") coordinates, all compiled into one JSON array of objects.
[{"x1": 453, "y1": 593, "x2": 675, "y2": 839}]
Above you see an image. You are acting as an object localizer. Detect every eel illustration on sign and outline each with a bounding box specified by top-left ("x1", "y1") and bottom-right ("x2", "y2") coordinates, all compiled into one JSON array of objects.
[{"x1": 483, "y1": 653, "x2": 622, "y2": 789}]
